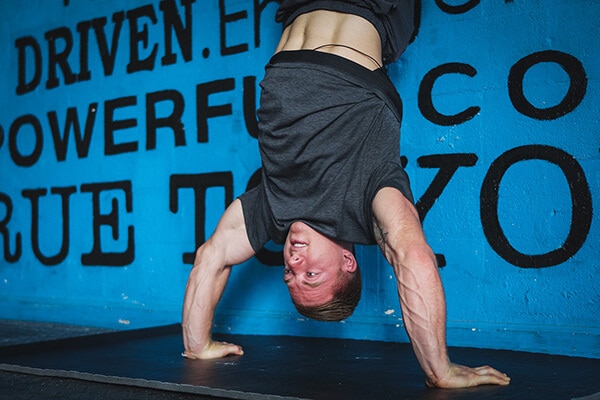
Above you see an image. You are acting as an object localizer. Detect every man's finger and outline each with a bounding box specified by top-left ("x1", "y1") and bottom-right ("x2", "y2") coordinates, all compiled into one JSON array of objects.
[
  {"x1": 225, "y1": 344, "x2": 244, "y2": 356},
  {"x1": 430, "y1": 363, "x2": 511, "y2": 388},
  {"x1": 471, "y1": 366, "x2": 511, "y2": 386}
]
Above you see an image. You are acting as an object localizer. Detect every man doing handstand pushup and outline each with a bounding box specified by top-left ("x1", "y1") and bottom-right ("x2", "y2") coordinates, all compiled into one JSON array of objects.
[{"x1": 182, "y1": 0, "x2": 511, "y2": 388}]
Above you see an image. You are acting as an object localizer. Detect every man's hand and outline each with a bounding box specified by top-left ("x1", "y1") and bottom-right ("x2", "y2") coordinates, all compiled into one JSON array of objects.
[
  {"x1": 426, "y1": 363, "x2": 510, "y2": 388},
  {"x1": 183, "y1": 340, "x2": 244, "y2": 360}
]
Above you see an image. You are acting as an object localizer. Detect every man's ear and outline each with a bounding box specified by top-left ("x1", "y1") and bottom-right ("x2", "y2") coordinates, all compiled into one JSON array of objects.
[{"x1": 342, "y1": 249, "x2": 357, "y2": 273}]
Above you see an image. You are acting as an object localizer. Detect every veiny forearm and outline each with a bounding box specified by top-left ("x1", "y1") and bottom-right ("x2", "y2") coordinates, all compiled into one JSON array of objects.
[
  {"x1": 182, "y1": 250, "x2": 231, "y2": 356},
  {"x1": 393, "y1": 247, "x2": 451, "y2": 384}
]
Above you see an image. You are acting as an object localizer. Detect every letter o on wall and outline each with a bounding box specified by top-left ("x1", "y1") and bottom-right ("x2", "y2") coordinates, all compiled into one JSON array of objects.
[
  {"x1": 508, "y1": 50, "x2": 587, "y2": 120},
  {"x1": 480, "y1": 145, "x2": 592, "y2": 268},
  {"x1": 9, "y1": 114, "x2": 43, "y2": 167}
]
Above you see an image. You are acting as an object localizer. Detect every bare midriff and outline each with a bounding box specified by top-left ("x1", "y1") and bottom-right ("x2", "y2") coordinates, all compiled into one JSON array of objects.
[{"x1": 275, "y1": 10, "x2": 383, "y2": 70}]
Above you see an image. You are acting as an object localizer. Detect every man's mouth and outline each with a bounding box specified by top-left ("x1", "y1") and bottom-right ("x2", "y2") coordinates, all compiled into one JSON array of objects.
[{"x1": 292, "y1": 242, "x2": 307, "y2": 248}]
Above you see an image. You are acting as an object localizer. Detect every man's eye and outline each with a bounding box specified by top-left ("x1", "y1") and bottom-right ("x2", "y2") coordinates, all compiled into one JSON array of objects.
[
  {"x1": 306, "y1": 272, "x2": 316, "y2": 277},
  {"x1": 284, "y1": 268, "x2": 291, "y2": 274}
]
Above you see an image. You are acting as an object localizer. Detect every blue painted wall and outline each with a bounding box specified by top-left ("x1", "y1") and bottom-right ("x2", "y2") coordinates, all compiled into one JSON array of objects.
[{"x1": 0, "y1": 0, "x2": 598, "y2": 358}]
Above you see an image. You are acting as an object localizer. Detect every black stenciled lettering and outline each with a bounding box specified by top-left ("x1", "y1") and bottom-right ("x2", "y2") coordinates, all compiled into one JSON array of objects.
[
  {"x1": 91, "y1": 12, "x2": 126, "y2": 77},
  {"x1": 170, "y1": 173, "x2": 233, "y2": 264},
  {"x1": 196, "y1": 78, "x2": 235, "y2": 143},
  {"x1": 104, "y1": 96, "x2": 139, "y2": 155},
  {"x1": 508, "y1": 50, "x2": 587, "y2": 120},
  {"x1": 400, "y1": 155, "x2": 408, "y2": 169},
  {"x1": 253, "y1": 0, "x2": 279, "y2": 48},
  {"x1": 411, "y1": 0, "x2": 422, "y2": 44},
  {"x1": 45, "y1": 27, "x2": 78, "y2": 89},
  {"x1": 9, "y1": 114, "x2": 43, "y2": 167},
  {"x1": 22, "y1": 186, "x2": 76, "y2": 266},
  {"x1": 47, "y1": 103, "x2": 98, "y2": 161},
  {"x1": 219, "y1": 0, "x2": 249, "y2": 56},
  {"x1": 15, "y1": 2, "x2": 203, "y2": 93},
  {"x1": 415, "y1": 153, "x2": 478, "y2": 268},
  {"x1": 435, "y1": 0, "x2": 480, "y2": 14},
  {"x1": 160, "y1": 0, "x2": 195, "y2": 65},
  {"x1": 0, "y1": 193, "x2": 22, "y2": 263},
  {"x1": 481, "y1": 145, "x2": 592, "y2": 268},
  {"x1": 419, "y1": 62, "x2": 480, "y2": 126},
  {"x1": 243, "y1": 76, "x2": 259, "y2": 138},
  {"x1": 146, "y1": 89, "x2": 186, "y2": 150},
  {"x1": 81, "y1": 180, "x2": 135, "y2": 266},
  {"x1": 15, "y1": 36, "x2": 42, "y2": 95},
  {"x1": 416, "y1": 153, "x2": 479, "y2": 221},
  {"x1": 127, "y1": 5, "x2": 159, "y2": 73},
  {"x1": 76, "y1": 20, "x2": 93, "y2": 82},
  {"x1": 245, "y1": 168, "x2": 284, "y2": 266}
]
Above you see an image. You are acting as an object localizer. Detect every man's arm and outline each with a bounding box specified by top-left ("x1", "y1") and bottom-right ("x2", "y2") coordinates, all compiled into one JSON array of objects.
[
  {"x1": 372, "y1": 187, "x2": 510, "y2": 388},
  {"x1": 182, "y1": 199, "x2": 255, "y2": 359}
]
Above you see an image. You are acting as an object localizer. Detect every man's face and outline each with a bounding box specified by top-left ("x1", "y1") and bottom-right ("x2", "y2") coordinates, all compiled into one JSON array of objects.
[{"x1": 283, "y1": 221, "x2": 355, "y2": 307}]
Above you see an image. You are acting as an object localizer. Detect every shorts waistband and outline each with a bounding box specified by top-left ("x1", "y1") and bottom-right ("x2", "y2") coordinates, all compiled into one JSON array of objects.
[{"x1": 268, "y1": 50, "x2": 402, "y2": 118}]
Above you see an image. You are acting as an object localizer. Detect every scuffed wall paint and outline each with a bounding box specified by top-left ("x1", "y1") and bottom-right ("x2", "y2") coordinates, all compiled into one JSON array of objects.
[{"x1": 0, "y1": 0, "x2": 598, "y2": 358}]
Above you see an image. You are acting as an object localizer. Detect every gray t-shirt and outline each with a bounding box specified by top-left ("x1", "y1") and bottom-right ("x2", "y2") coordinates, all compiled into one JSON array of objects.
[{"x1": 240, "y1": 51, "x2": 413, "y2": 252}]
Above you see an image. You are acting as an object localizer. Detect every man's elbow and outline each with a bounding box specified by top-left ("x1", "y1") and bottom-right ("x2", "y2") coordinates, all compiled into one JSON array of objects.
[
  {"x1": 192, "y1": 240, "x2": 227, "y2": 272},
  {"x1": 391, "y1": 241, "x2": 437, "y2": 273}
]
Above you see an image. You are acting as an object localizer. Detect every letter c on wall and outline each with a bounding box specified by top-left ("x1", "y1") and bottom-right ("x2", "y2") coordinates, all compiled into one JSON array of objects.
[{"x1": 418, "y1": 62, "x2": 480, "y2": 126}]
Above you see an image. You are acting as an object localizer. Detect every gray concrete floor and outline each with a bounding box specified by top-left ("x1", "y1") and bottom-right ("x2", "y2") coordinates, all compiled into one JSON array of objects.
[{"x1": 0, "y1": 319, "x2": 217, "y2": 400}]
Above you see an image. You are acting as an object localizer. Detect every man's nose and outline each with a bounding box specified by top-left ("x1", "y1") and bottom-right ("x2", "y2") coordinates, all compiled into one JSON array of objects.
[{"x1": 287, "y1": 253, "x2": 302, "y2": 268}]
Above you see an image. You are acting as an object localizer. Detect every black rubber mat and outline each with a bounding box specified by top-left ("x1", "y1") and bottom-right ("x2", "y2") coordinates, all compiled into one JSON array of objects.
[{"x1": 1, "y1": 324, "x2": 599, "y2": 400}]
